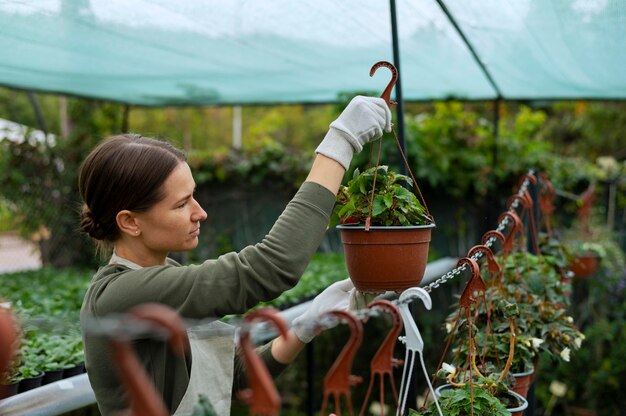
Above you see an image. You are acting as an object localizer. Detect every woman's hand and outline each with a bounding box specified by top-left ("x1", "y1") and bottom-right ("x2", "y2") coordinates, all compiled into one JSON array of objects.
[
  {"x1": 292, "y1": 279, "x2": 356, "y2": 343},
  {"x1": 315, "y1": 96, "x2": 392, "y2": 171}
]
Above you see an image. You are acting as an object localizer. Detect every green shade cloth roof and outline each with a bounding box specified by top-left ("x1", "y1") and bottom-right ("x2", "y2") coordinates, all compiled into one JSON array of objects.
[{"x1": 1, "y1": 0, "x2": 625, "y2": 106}]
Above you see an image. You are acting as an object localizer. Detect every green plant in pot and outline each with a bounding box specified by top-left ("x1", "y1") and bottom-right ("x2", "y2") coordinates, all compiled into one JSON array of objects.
[
  {"x1": 445, "y1": 290, "x2": 538, "y2": 400},
  {"x1": 421, "y1": 301, "x2": 528, "y2": 416},
  {"x1": 330, "y1": 165, "x2": 435, "y2": 292},
  {"x1": 498, "y1": 251, "x2": 584, "y2": 363}
]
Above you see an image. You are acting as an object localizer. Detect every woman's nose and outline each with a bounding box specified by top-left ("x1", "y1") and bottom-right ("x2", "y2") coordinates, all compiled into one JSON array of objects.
[{"x1": 192, "y1": 199, "x2": 208, "y2": 222}]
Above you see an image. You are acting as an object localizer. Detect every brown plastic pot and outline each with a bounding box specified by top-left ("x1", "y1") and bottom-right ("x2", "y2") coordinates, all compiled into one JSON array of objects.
[
  {"x1": 511, "y1": 367, "x2": 534, "y2": 399},
  {"x1": 569, "y1": 253, "x2": 599, "y2": 278},
  {"x1": 337, "y1": 224, "x2": 435, "y2": 292}
]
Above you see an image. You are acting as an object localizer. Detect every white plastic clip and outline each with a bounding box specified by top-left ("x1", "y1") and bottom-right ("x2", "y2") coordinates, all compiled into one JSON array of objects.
[{"x1": 396, "y1": 287, "x2": 443, "y2": 416}]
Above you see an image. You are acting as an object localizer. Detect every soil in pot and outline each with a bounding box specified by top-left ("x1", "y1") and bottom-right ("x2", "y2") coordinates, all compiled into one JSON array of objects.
[{"x1": 338, "y1": 224, "x2": 435, "y2": 292}]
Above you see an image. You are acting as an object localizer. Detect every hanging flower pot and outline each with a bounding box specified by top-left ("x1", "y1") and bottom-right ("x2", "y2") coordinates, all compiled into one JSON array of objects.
[
  {"x1": 332, "y1": 166, "x2": 435, "y2": 292},
  {"x1": 330, "y1": 61, "x2": 435, "y2": 293},
  {"x1": 511, "y1": 367, "x2": 534, "y2": 399},
  {"x1": 568, "y1": 253, "x2": 599, "y2": 278},
  {"x1": 337, "y1": 224, "x2": 435, "y2": 291}
]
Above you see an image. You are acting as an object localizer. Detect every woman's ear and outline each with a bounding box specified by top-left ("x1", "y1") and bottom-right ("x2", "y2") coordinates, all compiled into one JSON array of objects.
[{"x1": 116, "y1": 210, "x2": 141, "y2": 237}]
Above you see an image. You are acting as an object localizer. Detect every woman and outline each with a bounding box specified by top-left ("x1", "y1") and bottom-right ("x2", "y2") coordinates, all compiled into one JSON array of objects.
[{"x1": 78, "y1": 96, "x2": 391, "y2": 415}]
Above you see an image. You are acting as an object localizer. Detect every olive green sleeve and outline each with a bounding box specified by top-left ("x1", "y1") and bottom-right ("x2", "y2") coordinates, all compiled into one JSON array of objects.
[{"x1": 86, "y1": 181, "x2": 336, "y2": 319}]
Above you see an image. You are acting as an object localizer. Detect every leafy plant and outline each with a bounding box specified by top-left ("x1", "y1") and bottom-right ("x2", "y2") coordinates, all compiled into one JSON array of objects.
[
  {"x1": 497, "y1": 252, "x2": 583, "y2": 362},
  {"x1": 330, "y1": 166, "x2": 431, "y2": 228},
  {"x1": 411, "y1": 382, "x2": 511, "y2": 416}
]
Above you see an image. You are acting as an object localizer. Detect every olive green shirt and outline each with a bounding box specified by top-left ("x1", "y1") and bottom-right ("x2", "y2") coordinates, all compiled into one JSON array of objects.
[{"x1": 80, "y1": 182, "x2": 335, "y2": 415}]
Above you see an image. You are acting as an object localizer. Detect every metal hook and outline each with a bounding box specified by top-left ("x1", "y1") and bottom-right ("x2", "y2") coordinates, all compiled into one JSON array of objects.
[
  {"x1": 238, "y1": 308, "x2": 289, "y2": 416},
  {"x1": 396, "y1": 287, "x2": 442, "y2": 416},
  {"x1": 498, "y1": 211, "x2": 523, "y2": 254},
  {"x1": 457, "y1": 257, "x2": 486, "y2": 309},
  {"x1": 481, "y1": 230, "x2": 507, "y2": 254},
  {"x1": 467, "y1": 244, "x2": 500, "y2": 274},
  {"x1": 110, "y1": 303, "x2": 189, "y2": 416},
  {"x1": 359, "y1": 300, "x2": 404, "y2": 416},
  {"x1": 518, "y1": 172, "x2": 537, "y2": 189},
  {"x1": 370, "y1": 61, "x2": 398, "y2": 107},
  {"x1": 320, "y1": 310, "x2": 364, "y2": 416}
]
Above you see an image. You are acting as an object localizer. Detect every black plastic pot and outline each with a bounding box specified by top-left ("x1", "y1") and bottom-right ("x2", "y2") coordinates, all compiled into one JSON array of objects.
[
  {"x1": 18, "y1": 373, "x2": 43, "y2": 393},
  {"x1": 62, "y1": 362, "x2": 86, "y2": 378},
  {"x1": 42, "y1": 369, "x2": 64, "y2": 385}
]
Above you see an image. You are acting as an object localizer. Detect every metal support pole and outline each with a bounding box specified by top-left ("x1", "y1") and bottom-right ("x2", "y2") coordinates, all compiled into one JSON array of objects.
[
  {"x1": 389, "y1": 0, "x2": 407, "y2": 175},
  {"x1": 27, "y1": 91, "x2": 47, "y2": 136},
  {"x1": 121, "y1": 104, "x2": 130, "y2": 133}
]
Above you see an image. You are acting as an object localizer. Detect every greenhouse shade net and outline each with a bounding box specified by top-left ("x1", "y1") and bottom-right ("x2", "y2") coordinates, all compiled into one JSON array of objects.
[{"x1": 0, "y1": 0, "x2": 625, "y2": 106}]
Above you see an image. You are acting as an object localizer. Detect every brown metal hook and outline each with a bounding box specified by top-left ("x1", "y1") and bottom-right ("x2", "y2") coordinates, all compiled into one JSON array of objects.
[
  {"x1": 517, "y1": 172, "x2": 537, "y2": 188},
  {"x1": 110, "y1": 303, "x2": 190, "y2": 416},
  {"x1": 507, "y1": 193, "x2": 532, "y2": 211},
  {"x1": 320, "y1": 310, "x2": 364, "y2": 416},
  {"x1": 481, "y1": 230, "x2": 506, "y2": 252},
  {"x1": 238, "y1": 308, "x2": 289, "y2": 416},
  {"x1": 457, "y1": 258, "x2": 486, "y2": 309},
  {"x1": 370, "y1": 61, "x2": 398, "y2": 107},
  {"x1": 0, "y1": 308, "x2": 19, "y2": 399},
  {"x1": 467, "y1": 244, "x2": 500, "y2": 274},
  {"x1": 498, "y1": 211, "x2": 523, "y2": 254},
  {"x1": 359, "y1": 300, "x2": 403, "y2": 416}
]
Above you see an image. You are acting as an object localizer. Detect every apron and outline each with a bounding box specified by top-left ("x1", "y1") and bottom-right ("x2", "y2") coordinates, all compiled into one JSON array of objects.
[
  {"x1": 110, "y1": 253, "x2": 236, "y2": 416},
  {"x1": 173, "y1": 321, "x2": 235, "y2": 416}
]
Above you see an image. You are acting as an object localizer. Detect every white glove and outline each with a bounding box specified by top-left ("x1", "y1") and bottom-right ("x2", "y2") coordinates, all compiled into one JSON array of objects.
[
  {"x1": 292, "y1": 279, "x2": 354, "y2": 343},
  {"x1": 315, "y1": 96, "x2": 392, "y2": 170}
]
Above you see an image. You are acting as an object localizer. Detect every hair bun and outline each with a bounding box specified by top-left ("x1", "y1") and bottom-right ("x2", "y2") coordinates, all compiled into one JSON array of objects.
[{"x1": 80, "y1": 206, "x2": 107, "y2": 240}]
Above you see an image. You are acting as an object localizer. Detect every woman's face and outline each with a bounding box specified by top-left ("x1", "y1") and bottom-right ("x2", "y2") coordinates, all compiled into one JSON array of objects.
[{"x1": 134, "y1": 162, "x2": 207, "y2": 258}]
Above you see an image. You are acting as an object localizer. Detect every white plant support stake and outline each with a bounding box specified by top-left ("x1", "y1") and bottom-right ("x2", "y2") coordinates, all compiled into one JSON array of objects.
[{"x1": 396, "y1": 287, "x2": 443, "y2": 416}]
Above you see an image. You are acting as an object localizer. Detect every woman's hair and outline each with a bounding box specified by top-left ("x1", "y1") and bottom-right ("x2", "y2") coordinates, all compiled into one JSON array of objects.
[{"x1": 78, "y1": 134, "x2": 186, "y2": 248}]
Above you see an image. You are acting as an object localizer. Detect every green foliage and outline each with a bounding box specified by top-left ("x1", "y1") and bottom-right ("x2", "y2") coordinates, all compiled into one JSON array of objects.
[
  {"x1": 0, "y1": 198, "x2": 18, "y2": 232},
  {"x1": 253, "y1": 253, "x2": 348, "y2": 309},
  {"x1": 0, "y1": 268, "x2": 91, "y2": 382},
  {"x1": 404, "y1": 101, "x2": 491, "y2": 199},
  {"x1": 411, "y1": 384, "x2": 509, "y2": 416},
  {"x1": 0, "y1": 95, "x2": 125, "y2": 268},
  {"x1": 541, "y1": 101, "x2": 626, "y2": 160},
  {"x1": 499, "y1": 252, "x2": 583, "y2": 361},
  {"x1": 188, "y1": 140, "x2": 310, "y2": 188},
  {"x1": 330, "y1": 166, "x2": 431, "y2": 227},
  {"x1": 403, "y1": 101, "x2": 595, "y2": 202}
]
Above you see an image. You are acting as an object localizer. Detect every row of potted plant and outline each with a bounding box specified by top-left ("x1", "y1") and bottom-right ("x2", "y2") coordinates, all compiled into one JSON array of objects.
[{"x1": 0, "y1": 268, "x2": 89, "y2": 398}]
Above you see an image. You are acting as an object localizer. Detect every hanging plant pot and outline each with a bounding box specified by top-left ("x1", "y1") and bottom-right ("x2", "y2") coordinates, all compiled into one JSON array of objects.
[
  {"x1": 511, "y1": 367, "x2": 535, "y2": 399},
  {"x1": 338, "y1": 224, "x2": 435, "y2": 292},
  {"x1": 568, "y1": 253, "x2": 599, "y2": 278}
]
